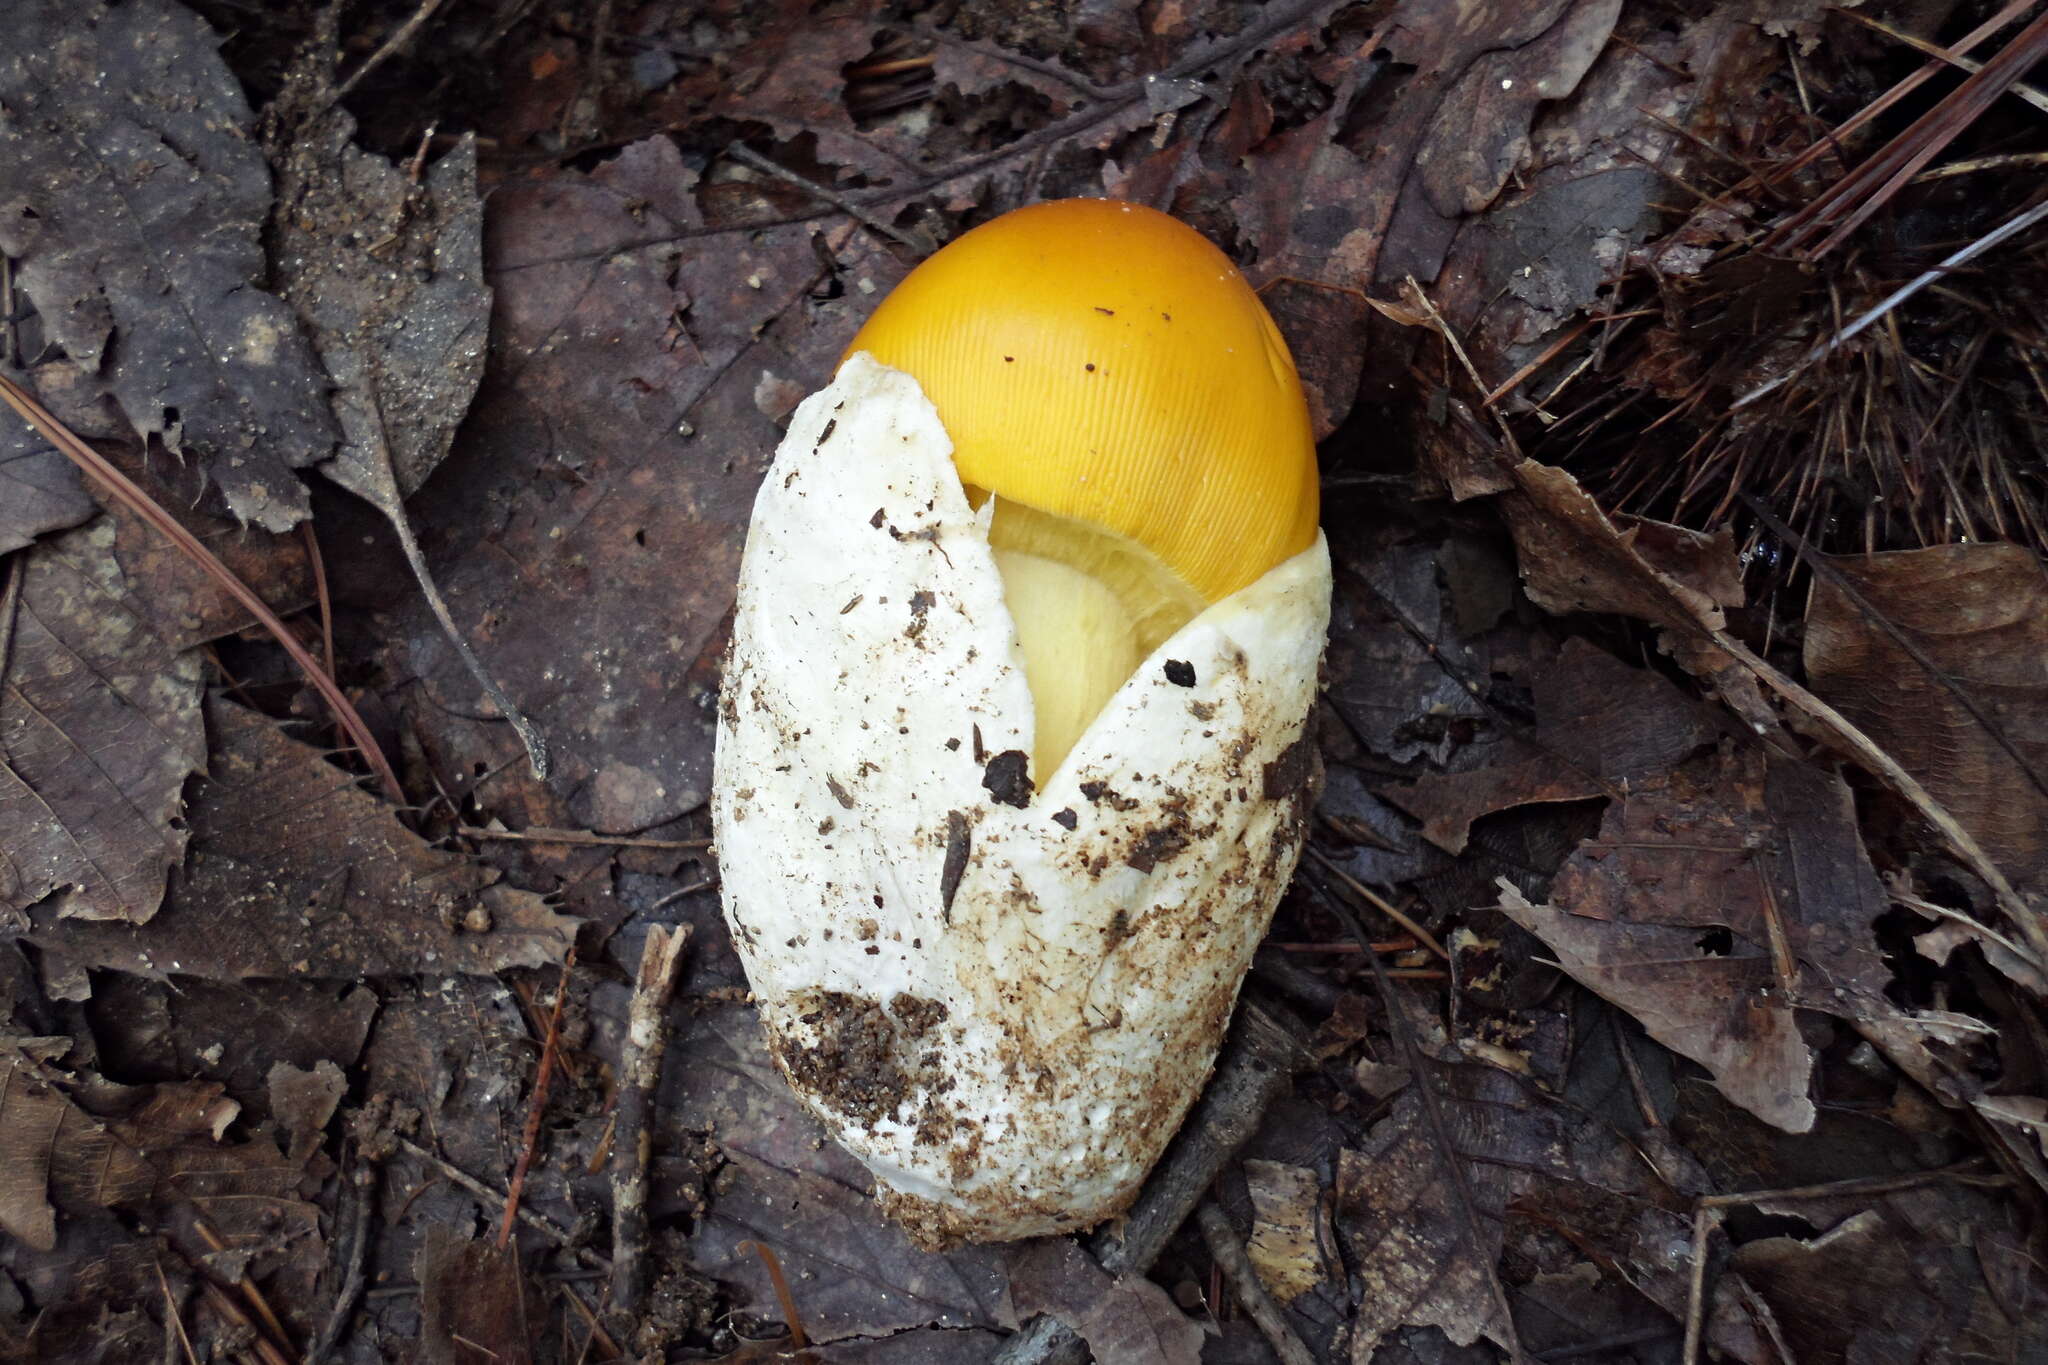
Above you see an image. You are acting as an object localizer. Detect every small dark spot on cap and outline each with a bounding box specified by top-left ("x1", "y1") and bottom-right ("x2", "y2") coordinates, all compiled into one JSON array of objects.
[
  {"x1": 869, "y1": 507, "x2": 886, "y2": 529},
  {"x1": 1094, "y1": 306, "x2": 1115, "y2": 316},
  {"x1": 817, "y1": 817, "x2": 835, "y2": 834},
  {"x1": 982, "y1": 749, "x2": 1033, "y2": 808},
  {"x1": 945, "y1": 737, "x2": 961, "y2": 751},
  {"x1": 826, "y1": 776, "x2": 856, "y2": 809},
  {"x1": 1084, "y1": 362, "x2": 1096, "y2": 372},
  {"x1": 818, "y1": 417, "x2": 838, "y2": 445},
  {"x1": 1164, "y1": 659, "x2": 1196, "y2": 687},
  {"x1": 1003, "y1": 355, "x2": 1015, "y2": 362},
  {"x1": 1052, "y1": 808, "x2": 1078, "y2": 830}
]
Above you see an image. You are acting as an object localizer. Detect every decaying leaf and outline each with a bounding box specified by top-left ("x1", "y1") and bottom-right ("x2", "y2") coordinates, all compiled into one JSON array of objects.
[
  {"x1": 1336, "y1": 1041, "x2": 1568, "y2": 1360},
  {"x1": 0, "y1": 1034, "x2": 320, "y2": 1314},
  {"x1": 0, "y1": 0, "x2": 338, "y2": 530},
  {"x1": 0, "y1": 1038, "x2": 76, "y2": 1250},
  {"x1": 1004, "y1": 1238, "x2": 1205, "y2": 1365},
  {"x1": 0, "y1": 518, "x2": 204, "y2": 924},
  {"x1": 667, "y1": 1005, "x2": 1010, "y2": 1344},
  {"x1": 1384, "y1": 638, "x2": 1717, "y2": 854},
  {"x1": 1243, "y1": 1159, "x2": 1331, "y2": 1303},
  {"x1": 390, "y1": 135, "x2": 906, "y2": 830},
  {"x1": 1731, "y1": 1183, "x2": 2048, "y2": 1364},
  {"x1": 0, "y1": 427, "x2": 92, "y2": 554},
  {"x1": 417, "y1": 1226, "x2": 533, "y2": 1365},
  {"x1": 1804, "y1": 543, "x2": 2048, "y2": 889},
  {"x1": 1499, "y1": 745, "x2": 1890, "y2": 1131},
  {"x1": 18, "y1": 698, "x2": 577, "y2": 981}
]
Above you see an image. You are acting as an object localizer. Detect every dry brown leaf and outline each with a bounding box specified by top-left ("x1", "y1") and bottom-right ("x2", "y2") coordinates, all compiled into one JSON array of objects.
[
  {"x1": 1498, "y1": 745, "x2": 1891, "y2": 1132},
  {"x1": 1383, "y1": 638, "x2": 1717, "y2": 854},
  {"x1": 1804, "y1": 543, "x2": 2048, "y2": 890}
]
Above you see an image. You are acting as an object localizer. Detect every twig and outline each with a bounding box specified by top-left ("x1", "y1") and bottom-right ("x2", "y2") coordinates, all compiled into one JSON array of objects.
[
  {"x1": 299, "y1": 522, "x2": 335, "y2": 675},
  {"x1": 905, "y1": 22, "x2": 1113, "y2": 99},
  {"x1": 1709, "y1": 616, "x2": 2048, "y2": 966},
  {"x1": 1766, "y1": 8, "x2": 2048, "y2": 257},
  {"x1": 1734, "y1": 197, "x2": 2048, "y2": 410},
  {"x1": 308, "y1": 1153, "x2": 378, "y2": 1365},
  {"x1": 1303, "y1": 846, "x2": 1450, "y2": 961},
  {"x1": 1680, "y1": 1163, "x2": 1998, "y2": 1365},
  {"x1": 1834, "y1": 7, "x2": 2048, "y2": 115},
  {"x1": 1741, "y1": 493, "x2": 2048, "y2": 806},
  {"x1": 1333, "y1": 895, "x2": 1528, "y2": 1365},
  {"x1": 739, "y1": 1241, "x2": 810, "y2": 1352},
  {"x1": 154, "y1": 1261, "x2": 200, "y2": 1365},
  {"x1": 459, "y1": 824, "x2": 709, "y2": 851},
  {"x1": 1195, "y1": 1202, "x2": 1317, "y2": 1365},
  {"x1": 500, "y1": 948, "x2": 577, "y2": 1249},
  {"x1": 0, "y1": 372, "x2": 405, "y2": 801},
  {"x1": 1681, "y1": 1205, "x2": 1718, "y2": 1365},
  {"x1": 1912, "y1": 149, "x2": 2048, "y2": 181},
  {"x1": 194, "y1": 1279, "x2": 291, "y2": 1365},
  {"x1": 394, "y1": 1135, "x2": 607, "y2": 1265},
  {"x1": 996, "y1": 1005, "x2": 1311, "y2": 1365},
  {"x1": 1, "y1": 254, "x2": 21, "y2": 368},
  {"x1": 382, "y1": 479, "x2": 552, "y2": 779},
  {"x1": 192, "y1": 1219, "x2": 292, "y2": 1355},
  {"x1": 728, "y1": 144, "x2": 930, "y2": 253},
  {"x1": 333, "y1": 0, "x2": 449, "y2": 102},
  {"x1": 610, "y1": 925, "x2": 692, "y2": 1317}
]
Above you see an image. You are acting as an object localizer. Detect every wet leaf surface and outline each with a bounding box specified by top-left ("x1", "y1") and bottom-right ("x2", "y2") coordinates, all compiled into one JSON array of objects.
[
  {"x1": 0, "y1": 517, "x2": 204, "y2": 924},
  {"x1": 18, "y1": 698, "x2": 578, "y2": 981},
  {"x1": 0, "y1": 0, "x2": 337, "y2": 530}
]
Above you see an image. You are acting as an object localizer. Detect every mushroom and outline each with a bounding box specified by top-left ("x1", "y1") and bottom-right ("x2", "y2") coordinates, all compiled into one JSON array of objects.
[{"x1": 712, "y1": 198, "x2": 1332, "y2": 1247}]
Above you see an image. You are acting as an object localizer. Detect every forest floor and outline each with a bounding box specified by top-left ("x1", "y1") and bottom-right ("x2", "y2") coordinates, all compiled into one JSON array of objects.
[{"x1": 2, "y1": 0, "x2": 2046, "y2": 1362}]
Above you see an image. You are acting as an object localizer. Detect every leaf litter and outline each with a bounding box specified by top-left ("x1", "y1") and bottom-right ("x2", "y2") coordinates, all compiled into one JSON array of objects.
[{"x1": 0, "y1": 0, "x2": 2046, "y2": 1361}]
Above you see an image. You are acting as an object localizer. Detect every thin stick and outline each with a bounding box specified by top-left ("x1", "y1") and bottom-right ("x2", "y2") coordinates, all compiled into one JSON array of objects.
[
  {"x1": 499, "y1": 948, "x2": 577, "y2": 1249},
  {"x1": 308, "y1": 1155, "x2": 378, "y2": 1365},
  {"x1": 1195, "y1": 1202, "x2": 1317, "y2": 1365},
  {"x1": 394, "y1": 1135, "x2": 605, "y2": 1263},
  {"x1": 995, "y1": 1006, "x2": 1310, "y2": 1365},
  {"x1": 1744, "y1": 494, "x2": 2048, "y2": 805},
  {"x1": 299, "y1": 521, "x2": 336, "y2": 675},
  {"x1": 333, "y1": 0, "x2": 449, "y2": 102},
  {"x1": 610, "y1": 925, "x2": 692, "y2": 1316},
  {"x1": 459, "y1": 825, "x2": 709, "y2": 851},
  {"x1": 1735, "y1": 197, "x2": 2048, "y2": 410},
  {"x1": 154, "y1": 1262, "x2": 200, "y2": 1365},
  {"x1": 727, "y1": 144, "x2": 929, "y2": 252},
  {"x1": 1835, "y1": 7, "x2": 2048, "y2": 115},
  {"x1": 1681, "y1": 1205, "x2": 1717, "y2": 1365},
  {"x1": 192, "y1": 1219, "x2": 291, "y2": 1353},
  {"x1": 0, "y1": 372, "x2": 405, "y2": 801},
  {"x1": 1332, "y1": 893, "x2": 1528, "y2": 1365},
  {"x1": 1304, "y1": 846, "x2": 1450, "y2": 961}
]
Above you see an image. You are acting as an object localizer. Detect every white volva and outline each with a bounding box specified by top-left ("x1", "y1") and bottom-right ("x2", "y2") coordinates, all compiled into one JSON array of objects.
[{"x1": 712, "y1": 354, "x2": 1331, "y2": 1247}]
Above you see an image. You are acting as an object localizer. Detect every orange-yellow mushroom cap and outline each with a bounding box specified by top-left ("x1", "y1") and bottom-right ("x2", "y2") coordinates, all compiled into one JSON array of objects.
[{"x1": 845, "y1": 198, "x2": 1319, "y2": 604}]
